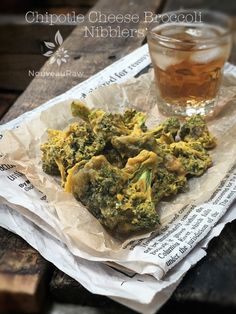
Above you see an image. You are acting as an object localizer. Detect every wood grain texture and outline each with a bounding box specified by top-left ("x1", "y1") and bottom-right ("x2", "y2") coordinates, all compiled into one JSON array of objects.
[
  {"x1": 160, "y1": 0, "x2": 236, "y2": 310},
  {"x1": 163, "y1": 0, "x2": 236, "y2": 14},
  {"x1": 50, "y1": 0, "x2": 236, "y2": 311},
  {"x1": 0, "y1": 0, "x2": 162, "y2": 312},
  {"x1": 0, "y1": 91, "x2": 20, "y2": 119},
  {"x1": 172, "y1": 221, "x2": 236, "y2": 307},
  {"x1": 49, "y1": 303, "x2": 136, "y2": 314},
  {"x1": 1, "y1": 0, "x2": 161, "y2": 124},
  {"x1": 1, "y1": 0, "x2": 236, "y2": 313},
  {"x1": 50, "y1": 220, "x2": 236, "y2": 313},
  {"x1": 0, "y1": 228, "x2": 51, "y2": 313},
  {"x1": 46, "y1": 0, "x2": 97, "y2": 7},
  {"x1": 50, "y1": 270, "x2": 135, "y2": 313},
  {"x1": 0, "y1": 25, "x2": 75, "y2": 91}
]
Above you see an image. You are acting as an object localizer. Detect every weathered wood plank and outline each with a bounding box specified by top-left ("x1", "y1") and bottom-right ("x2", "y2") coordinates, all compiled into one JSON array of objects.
[
  {"x1": 50, "y1": 269, "x2": 134, "y2": 312},
  {"x1": 0, "y1": 25, "x2": 74, "y2": 54},
  {"x1": 0, "y1": 54, "x2": 46, "y2": 92},
  {"x1": 163, "y1": 0, "x2": 236, "y2": 15},
  {"x1": 46, "y1": 0, "x2": 163, "y2": 307},
  {"x1": 49, "y1": 303, "x2": 136, "y2": 314},
  {"x1": 0, "y1": 1, "x2": 94, "y2": 14},
  {"x1": 49, "y1": 0, "x2": 236, "y2": 310},
  {"x1": 46, "y1": 0, "x2": 96, "y2": 7},
  {"x1": 0, "y1": 1, "x2": 162, "y2": 312},
  {"x1": 0, "y1": 25, "x2": 75, "y2": 91},
  {"x1": 171, "y1": 221, "x2": 236, "y2": 307},
  {"x1": 0, "y1": 0, "x2": 93, "y2": 91},
  {"x1": 160, "y1": 0, "x2": 236, "y2": 309},
  {"x1": 1, "y1": 0, "x2": 161, "y2": 123},
  {"x1": 0, "y1": 227, "x2": 51, "y2": 313},
  {"x1": 49, "y1": 221, "x2": 236, "y2": 313},
  {"x1": 2, "y1": 0, "x2": 236, "y2": 312},
  {"x1": 0, "y1": 91, "x2": 20, "y2": 119}
]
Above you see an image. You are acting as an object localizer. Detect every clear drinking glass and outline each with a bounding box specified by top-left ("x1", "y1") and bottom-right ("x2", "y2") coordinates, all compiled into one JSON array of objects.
[{"x1": 147, "y1": 10, "x2": 232, "y2": 116}]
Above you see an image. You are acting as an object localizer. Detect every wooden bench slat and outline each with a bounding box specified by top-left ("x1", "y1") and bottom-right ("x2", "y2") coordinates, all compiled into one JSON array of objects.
[
  {"x1": 171, "y1": 221, "x2": 236, "y2": 307},
  {"x1": 164, "y1": 0, "x2": 236, "y2": 15},
  {"x1": 159, "y1": 0, "x2": 236, "y2": 309},
  {"x1": 1, "y1": 0, "x2": 161, "y2": 124},
  {"x1": 0, "y1": 91, "x2": 20, "y2": 119},
  {"x1": 0, "y1": 228, "x2": 51, "y2": 313},
  {"x1": 0, "y1": 1, "x2": 162, "y2": 313},
  {"x1": 1, "y1": 0, "x2": 236, "y2": 312},
  {"x1": 50, "y1": 0, "x2": 236, "y2": 309}
]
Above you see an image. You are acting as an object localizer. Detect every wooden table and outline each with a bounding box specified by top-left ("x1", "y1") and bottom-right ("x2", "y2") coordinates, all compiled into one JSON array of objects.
[{"x1": 1, "y1": 0, "x2": 236, "y2": 313}]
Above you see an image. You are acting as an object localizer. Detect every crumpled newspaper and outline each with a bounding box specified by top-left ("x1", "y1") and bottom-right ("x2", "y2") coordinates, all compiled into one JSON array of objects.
[{"x1": 0, "y1": 44, "x2": 236, "y2": 313}]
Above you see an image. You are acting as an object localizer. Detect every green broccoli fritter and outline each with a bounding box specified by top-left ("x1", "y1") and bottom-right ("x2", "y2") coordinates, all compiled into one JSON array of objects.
[
  {"x1": 180, "y1": 115, "x2": 216, "y2": 149},
  {"x1": 151, "y1": 144, "x2": 187, "y2": 203},
  {"x1": 101, "y1": 144, "x2": 125, "y2": 168},
  {"x1": 111, "y1": 132, "x2": 158, "y2": 159},
  {"x1": 41, "y1": 101, "x2": 217, "y2": 237},
  {"x1": 149, "y1": 117, "x2": 180, "y2": 143},
  {"x1": 170, "y1": 141, "x2": 212, "y2": 177},
  {"x1": 71, "y1": 100, "x2": 147, "y2": 141},
  {"x1": 111, "y1": 116, "x2": 180, "y2": 159},
  {"x1": 41, "y1": 122, "x2": 105, "y2": 183},
  {"x1": 66, "y1": 151, "x2": 159, "y2": 236}
]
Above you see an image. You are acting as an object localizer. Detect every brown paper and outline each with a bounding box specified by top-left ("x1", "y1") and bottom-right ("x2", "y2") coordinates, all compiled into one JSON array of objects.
[{"x1": 1, "y1": 70, "x2": 236, "y2": 255}]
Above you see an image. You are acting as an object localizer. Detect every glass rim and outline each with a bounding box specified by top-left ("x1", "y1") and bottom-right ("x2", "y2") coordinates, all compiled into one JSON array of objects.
[{"x1": 147, "y1": 9, "x2": 233, "y2": 46}]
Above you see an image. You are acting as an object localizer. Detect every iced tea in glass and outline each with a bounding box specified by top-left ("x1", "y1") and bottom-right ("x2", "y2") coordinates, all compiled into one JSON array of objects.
[{"x1": 147, "y1": 10, "x2": 232, "y2": 116}]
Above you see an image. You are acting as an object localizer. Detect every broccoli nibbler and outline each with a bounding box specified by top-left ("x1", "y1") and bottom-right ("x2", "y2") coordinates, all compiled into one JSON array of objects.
[{"x1": 41, "y1": 100, "x2": 216, "y2": 237}]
